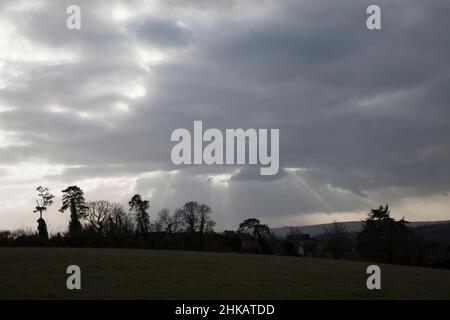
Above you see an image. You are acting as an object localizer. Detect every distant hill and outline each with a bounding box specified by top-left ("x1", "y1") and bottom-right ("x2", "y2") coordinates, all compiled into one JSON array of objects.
[{"x1": 271, "y1": 220, "x2": 450, "y2": 238}]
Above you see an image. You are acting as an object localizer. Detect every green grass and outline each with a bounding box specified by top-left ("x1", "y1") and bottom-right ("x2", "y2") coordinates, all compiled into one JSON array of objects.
[{"x1": 0, "y1": 247, "x2": 449, "y2": 299}]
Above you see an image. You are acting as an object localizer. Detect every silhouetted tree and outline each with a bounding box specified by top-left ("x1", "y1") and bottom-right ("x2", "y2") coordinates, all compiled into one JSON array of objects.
[
  {"x1": 323, "y1": 222, "x2": 351, "y2": 259},
  {"x1": 357, "y1": 204, "x2": 410, "y2": 263},
  {"x1": 86, "y1": 200, "x2": 117, "y2": 235},
  {"x1": 105, "y1": 204, "x2": 134, "y2": 237},
  {"x1": 284, "y1": 228, "x2": 303, "y2": 256},
  {"x1": 60, "y1": 186, "x2": 88, "y2": 237},
  {"x1": 155, "y1": 208, "x2": 169, "y2": 232},
  {"x1": 129, "y1": 194, "x2": 150, "y2": 235},
  {"x1": 238, "y1": 218, "x2": 273, "y2": 254},
  {"x1": 33, "y1": 186, "x2": 55, "y2": 239},
  {"x1": 199, "y1": 204, "x2": 215, "y2": 234},
  {"x1": 238, "y1": 218, "x2": 270, "y2": 239},
  {"x1": 172, "y1": 209, "x2": 184, "y2": 233},
  {"x1": 176, "y1": 201, "x2": 215, "y2": 234},
  {"x1": 176, "y1": 202, "x2": 198, "y2": 234},
  {"x1": 156, "y1": 208, "x2": 184, "y2": 233}
]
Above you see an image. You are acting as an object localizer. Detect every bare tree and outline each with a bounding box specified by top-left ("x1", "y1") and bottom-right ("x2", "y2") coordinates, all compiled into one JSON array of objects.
[
  {"x1": 198, "y1": 204, "x2": 214, "y2": 234},
  {"x1": 176, "y1": 201, "x2": 215, "y2": 234},
  {"x1": 105, "y1": 203, "x2": 134, "y2": 236},
  {"x1": 157, "y1": 208, "x2": 172, "y2": 233},
  {"x1": 205, "y1": 219, "x2": 216, "y2": 234},
  {"x1": 172, "y1": 209, "x2": 184, "y2": 233},
  {"x1": 85, "y1": 200, "x2": 116, "y2": 234},
  {"x1": 157, "y1": 208, "x2": 185, "y2": 233},
  {"x1": 177, "y1": 202, "x2": 198, "y2": 233}
]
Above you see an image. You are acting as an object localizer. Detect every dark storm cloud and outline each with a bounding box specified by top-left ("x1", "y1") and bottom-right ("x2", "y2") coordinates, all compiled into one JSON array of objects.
[
  {"x1": 135, "y1": 0, "x2": 450, "y2": 199},
  {"x1": 1, "y1": 0, "x2": 450, "y2": 224}
]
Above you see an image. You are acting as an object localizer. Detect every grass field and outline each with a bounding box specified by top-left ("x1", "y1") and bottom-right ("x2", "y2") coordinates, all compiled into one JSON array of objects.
[{"x1": 0, "y1": 247, "x2": 449, "y2": 299}]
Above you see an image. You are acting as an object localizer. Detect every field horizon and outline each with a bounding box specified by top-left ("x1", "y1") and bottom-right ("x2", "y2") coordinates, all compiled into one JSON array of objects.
[{"x1": 0, "y1": 247, "x2": 449, "y2": 300}]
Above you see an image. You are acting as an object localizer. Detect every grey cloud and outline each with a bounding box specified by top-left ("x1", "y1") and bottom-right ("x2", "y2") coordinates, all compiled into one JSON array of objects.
[
  {"x1": 1, "y1": 0, "x2": 450, "y2": 229},
  {"x1": 129, "y1": 17, "x2": 192, "y2": 48},
  {"x1": 230, "y1": 167, "x2": 286, "y2": 182}
]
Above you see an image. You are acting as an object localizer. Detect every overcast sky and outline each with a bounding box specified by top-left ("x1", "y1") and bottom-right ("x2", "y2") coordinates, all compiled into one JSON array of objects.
[{"x1": 1, "y1": 0, "x2": 449, "y2": 233}]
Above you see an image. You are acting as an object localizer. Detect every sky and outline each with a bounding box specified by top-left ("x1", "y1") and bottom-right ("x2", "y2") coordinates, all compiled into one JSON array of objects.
[{"x1": 0, "y1": 0, "x2": 450, "y2": 233}]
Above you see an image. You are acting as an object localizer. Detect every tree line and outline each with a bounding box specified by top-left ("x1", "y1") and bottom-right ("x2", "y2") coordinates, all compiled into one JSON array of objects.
[
  {"x1": 314, "y1": 205, "x2": 450, "y2": 269},
  {"x1": 0, "y1": 185, "x2": 272, "y2": 252},
  {"x1": 31, "y1": 185, "x2": 216, "y2": 243},
  {"x1": 0, "y1": 186, "x2": 449, "y2": 269}
]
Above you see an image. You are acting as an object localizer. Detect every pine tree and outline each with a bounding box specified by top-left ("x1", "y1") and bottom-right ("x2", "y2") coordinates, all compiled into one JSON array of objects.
[
  {"x1": 129, "y1": 194, "x2": 150, "y2": 235},
  {"x1": 60, "y1": 186, "x2": 88, "y2": 237}
]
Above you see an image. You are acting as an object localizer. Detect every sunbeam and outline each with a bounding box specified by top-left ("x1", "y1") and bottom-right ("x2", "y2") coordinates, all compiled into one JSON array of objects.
[{"x1": 286, "y1": 169, "x2": 334, "y2": 213}]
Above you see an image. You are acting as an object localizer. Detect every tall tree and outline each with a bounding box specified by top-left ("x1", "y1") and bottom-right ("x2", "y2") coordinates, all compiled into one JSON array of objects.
[
  {"x1": 176, "y1": 201, "x2": 215, "y2": 234},
  {"x1": 60, "y1": 186, "x2": 88, "y2": 236},
  {"x1": 85, "y1": 200, "x2": 116, "y2": 235},
  {"x1": 177, "y1": 201, "x2": 198, "y2": 234},
  {"x1": 357, "y1": 204, "x2": 410, "y2": 263},
  {"x1": 198, "y1": 204, "x2": 215, "y2": 234},
  {"x1": 238, "y1": 218, "x2": 273, "y2": 254},
  {"x1": 33, "y1": 186, "x2": 55, "y2": 239},
  {"x1": 105, "y1": 204, "x2": 134, "y2": 237},
  {"x1": 129, "y1": 194, "x2": 150, "y2": 235},
  {"x1": 171, "y1": 209, "x2": 185, "y2": 233},
  {"x1": 156, "y1": 208, "x2": 184, "y2": 233},
  {"x1": 157, "y1": 208, "x2": 172, "y2": 233}
]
